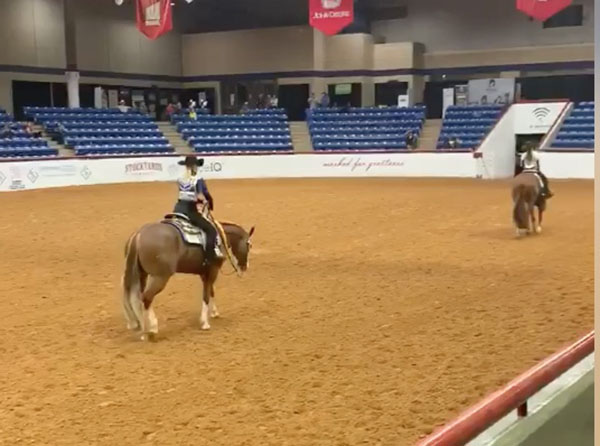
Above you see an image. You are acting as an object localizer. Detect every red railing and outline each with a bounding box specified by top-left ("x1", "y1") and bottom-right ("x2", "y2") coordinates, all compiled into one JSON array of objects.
[{"x1": 416, "y1": 330, "x2": 594, "y2": 446}]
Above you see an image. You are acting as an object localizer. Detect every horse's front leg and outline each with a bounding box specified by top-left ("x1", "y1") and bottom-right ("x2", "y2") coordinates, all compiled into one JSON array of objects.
[
  {"x1": 528, "y1": 205, "x2": 536, "y2": 235},
  {"x1": 200, "y1": 278, "x2": 212, "y2": 330},
  {"x1": 536, "y1": 206, "x2": 543, "y2": 234},
  {"x1": 209, "y1": 284, "x2": 220, "y2": 318}
]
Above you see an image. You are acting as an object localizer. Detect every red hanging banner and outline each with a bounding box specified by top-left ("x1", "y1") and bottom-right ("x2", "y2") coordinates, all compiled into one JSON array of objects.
[
  {"x1": 136, "y1": 0, "x2": 173, "y2": 40},
  {"x1": 309, "y1": 0, "x2": 354, "y2": 36},
  {"x1": 516, "y1": 0, "x2": 572, "y2": 21}
]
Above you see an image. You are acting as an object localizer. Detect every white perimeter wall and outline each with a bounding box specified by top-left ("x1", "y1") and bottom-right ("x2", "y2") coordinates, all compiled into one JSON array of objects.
[
  {"x1": 0, "y1": 150, "x2": 590, "y2": 193},
  {"x1": 0, "y1": 153, "x2": 476, "y2": 192}
]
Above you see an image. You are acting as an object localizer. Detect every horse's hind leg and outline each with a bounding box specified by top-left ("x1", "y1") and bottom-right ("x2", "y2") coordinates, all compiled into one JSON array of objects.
[
  {"x1": 537, "y1": 206, "x2": 544, "y2": 234},
  {"x1": 140, "y1": 275, "x2": 170, "y2": 341},
  {"x1": 121, "y1": 274, "x2": 139, "y2": 330}
]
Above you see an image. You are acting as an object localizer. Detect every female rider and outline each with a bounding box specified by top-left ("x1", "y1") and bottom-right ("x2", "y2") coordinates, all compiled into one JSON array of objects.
[{"x1": 174, "y1": 155, "x2": 222, "y2": 265}]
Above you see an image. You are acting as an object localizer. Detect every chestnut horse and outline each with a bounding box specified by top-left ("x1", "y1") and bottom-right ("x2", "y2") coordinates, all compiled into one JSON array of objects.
[
  {"x1": 121, "y1": 220, "x2": 254, "y2": 341},
  {"x1": 511, "y1": 171, "x2": 546, "y2": 237}
]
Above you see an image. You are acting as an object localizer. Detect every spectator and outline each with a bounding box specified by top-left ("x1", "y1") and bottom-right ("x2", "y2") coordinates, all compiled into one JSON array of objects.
[
  {"x1": 405, "y1": 130, "x2": 418, "y2": 150},
  {"x1": 270, "y1": 95, "x2": 278, "y2": 108},
  {"x1": 1, "y1": 122, "x2": 12, "y2": 138},
  {"x1": 138, "y1": 101, "x2": 148, "y2": 115},
  {"x1": 117, "y1": 99, "x2": 129, "y2": 113},
  {"x1": 166, "y1": 102, "x2": 175, "y2": 120},
  {"x1": 188, "y1": 101, "x2": 197, "y2": 120},
  {"x1": 175, "y1": 101, "x2": 183, "y2": 112},
  {"x1": 449, "y1": 136, "x2": 461, "y2": 149},
  {"x1": 320, "y1": 92, "x2": 330, "y2": 108},
  {"x1": 25, "y1": 122, "x2": 42, "y2": 138},
  {"x1": 240, "y1": 102, "x2": 250, "y2": 114},
  {"x1": 308, "y1": 93, "x2": 318, "y2": 110}
]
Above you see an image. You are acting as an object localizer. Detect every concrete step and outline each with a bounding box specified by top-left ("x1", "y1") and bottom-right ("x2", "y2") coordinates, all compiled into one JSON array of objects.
[{"x1": 289, "y1": 121, "x2": 313, "y2": 153}]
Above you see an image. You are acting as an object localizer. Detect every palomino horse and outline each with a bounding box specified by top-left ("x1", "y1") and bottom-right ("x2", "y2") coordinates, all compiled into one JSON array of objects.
[
  {"x1": 511, "y1": 171, "x2": 547, "y2": 237},
  {"x1": 121, "y1": 219, "x2": 254, "y2": 341}
]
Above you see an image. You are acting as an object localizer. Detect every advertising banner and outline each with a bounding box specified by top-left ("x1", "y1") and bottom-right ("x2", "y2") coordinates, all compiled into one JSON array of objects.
[
  {"x1": 309, "y1": 0, "x2": 354, "y2": 36},
  {"x1": 468, "y1": 78, "x2": 515, "y2": 105}
]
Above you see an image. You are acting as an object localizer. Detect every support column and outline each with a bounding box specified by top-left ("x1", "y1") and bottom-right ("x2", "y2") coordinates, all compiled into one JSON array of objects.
[{"x1": 64, "y1": 0, "x2": 80, "y2": 108}]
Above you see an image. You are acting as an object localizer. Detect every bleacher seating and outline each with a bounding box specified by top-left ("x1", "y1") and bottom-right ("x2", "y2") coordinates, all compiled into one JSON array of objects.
[
  {"x1": 0, "y1": 109, "x2": 57, "y2": 158},
  {"x1": 552, "y1": 102, "x2": 594, "y2": 150},
  {"x1": 437, "y1": 105, "x2": 503, "y2": 150},
  {"x1": 173, "y1": 108, "x2": 292, "y2": 153},
  {"x1": 24, "y1": 107, "x2": 173, "y2": 156},
  {"x1": 307, "y1": 106, "x2": 425, "y2": 151}
]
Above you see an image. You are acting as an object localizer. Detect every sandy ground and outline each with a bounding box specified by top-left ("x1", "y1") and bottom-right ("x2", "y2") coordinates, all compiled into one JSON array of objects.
[{"x1": 0, "y1": 178, "x2": 593, "y2": 446}]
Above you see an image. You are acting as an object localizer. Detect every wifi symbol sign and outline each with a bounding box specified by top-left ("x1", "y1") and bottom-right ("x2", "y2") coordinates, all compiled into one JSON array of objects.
[{"x1": 533, "y1": 107, "x2": 551, "y2": 121}]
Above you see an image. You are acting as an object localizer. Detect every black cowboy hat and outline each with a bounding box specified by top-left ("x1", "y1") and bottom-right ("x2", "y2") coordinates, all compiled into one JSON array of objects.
[{"x1": 178, "y1": 155, "x2": 205, "y2": 167}]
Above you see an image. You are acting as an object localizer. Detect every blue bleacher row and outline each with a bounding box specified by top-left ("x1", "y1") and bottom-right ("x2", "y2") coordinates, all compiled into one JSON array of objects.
[
  {"x1": 190, "y1": 142, "x2": 292, "y2": 153},
  {"x1": 181, "y1": 129, "x2": 289, "y2": 138},
  {"x1": 308, "y1": 106, "x2": 425, "y2": 114},
  {"x1": 309, "y1": 113, "x2": 424, "y2": 122},
  {"x1": 65, "y1": 137, "x2": 168, "y2": 146},
  {"x1": 0, "y1": 147, "x2": 58, "y2": 158},
  {"x1": 50, "y1": 121, "x2": 158, "y2": 129},
  {"x1": 552, "y1": 102, "x2": 594, "y2": 150},
  {"x1": 0, "y1": 138, "x2": 47, "y2": 147},
  {"x1": 310, "y1": 119, "x2": 423, "y2": 128},
  {"x1": 313, "y1": 141, "x2": 409, "y2": 151},
  {"x1": 73, "y1": 144, "x2": 173, "y2": 156},
  {"x1": 178, "y1": 122, "x2": 288, "y2": 130},
  {"x1": 311, "y1": 125, "x2": 417, "y2": 134},
  {"x1": 25, "y1": 106, "x2": 122, "y2": 114}
]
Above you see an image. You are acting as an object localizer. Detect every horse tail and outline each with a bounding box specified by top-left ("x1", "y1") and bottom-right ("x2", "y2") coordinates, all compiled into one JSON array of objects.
[
  {"x1": 122, "y1": 232, "x2": 143, "y2": 328},
  {"x1": 513, "y1": 184, "x2": 530, "y2": 230}
]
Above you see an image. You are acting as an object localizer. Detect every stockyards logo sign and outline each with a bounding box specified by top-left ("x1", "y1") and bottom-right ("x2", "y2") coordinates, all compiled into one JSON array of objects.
[
  {"x1": 125, "y1": 161, "x2": 164, "y2": 176},
  {"x1": 309, "y1": 0, "x2": 354, "y2": 35}
]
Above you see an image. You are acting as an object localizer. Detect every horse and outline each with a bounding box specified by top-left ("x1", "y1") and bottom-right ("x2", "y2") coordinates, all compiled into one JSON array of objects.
[
  {"x1": 511, "y1": 171, "x2": 547, "y2": 237},
  {"x1": 121, "y1": 217, "x2": 255, "y2": 341}
]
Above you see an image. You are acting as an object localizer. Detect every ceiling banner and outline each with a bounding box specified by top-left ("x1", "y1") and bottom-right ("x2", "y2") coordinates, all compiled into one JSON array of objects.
[
  {"x1": 136, "y1": 0, "x2": 173, "y2": 40},
  {"x1": 309, "y1": 0, "x2": 354, "y2": 36},
  {"x1": 516, "y1": 0, "x2": 572, "y2": 21}
]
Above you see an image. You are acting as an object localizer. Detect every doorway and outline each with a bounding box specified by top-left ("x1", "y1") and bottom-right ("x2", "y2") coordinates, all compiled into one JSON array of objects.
[
  {"x1": 278, "y1": 84, "x2": 309, "y2": 120},
  {"x1": 375, "y1": 81, "x2": 408, "y2": 106}
]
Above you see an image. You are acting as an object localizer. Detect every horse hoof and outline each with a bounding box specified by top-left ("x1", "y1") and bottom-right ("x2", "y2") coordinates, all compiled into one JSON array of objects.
[
  {"x1": 141, "y1": 333, "x2": 157, "y2": 342},
  {"x1": 127, "y1": 322, "x2": 140, "y2": 331},
  {"x1": 210, "y1": 311, "x2": 220, "y2": 318},
  {"x1": 536, "y1": 226, "x2": 542, "y2": 234},
  {"x1": 201, "y1": 323, "x2": 211, "y2": 331}
]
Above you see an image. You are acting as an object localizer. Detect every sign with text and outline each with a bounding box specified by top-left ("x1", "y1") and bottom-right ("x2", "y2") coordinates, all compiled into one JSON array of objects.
[{"x1": 309, "y1": 0, "x2": 354, "y2": 36}]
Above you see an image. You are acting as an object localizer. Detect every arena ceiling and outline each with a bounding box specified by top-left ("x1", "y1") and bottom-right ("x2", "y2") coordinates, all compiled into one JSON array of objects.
[{"x1": 171, "y1": 0, "x2": 407, "y2": 33}]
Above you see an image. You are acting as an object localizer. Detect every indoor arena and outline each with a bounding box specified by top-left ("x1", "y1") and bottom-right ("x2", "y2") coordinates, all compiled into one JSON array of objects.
[{"x1": 0, "y1": 0, "x2": 595, "y2": 445}]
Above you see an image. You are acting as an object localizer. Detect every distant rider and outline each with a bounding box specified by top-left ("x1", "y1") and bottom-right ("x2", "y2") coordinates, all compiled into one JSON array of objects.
[{"x1": 520, "y1": 143, "x2": 553, "y2": 198}]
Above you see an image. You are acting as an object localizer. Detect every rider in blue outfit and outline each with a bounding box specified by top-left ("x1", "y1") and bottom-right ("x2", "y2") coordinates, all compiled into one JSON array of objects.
[{"x1": 174, "y1": 156, "x2": 222, "y2": 265}]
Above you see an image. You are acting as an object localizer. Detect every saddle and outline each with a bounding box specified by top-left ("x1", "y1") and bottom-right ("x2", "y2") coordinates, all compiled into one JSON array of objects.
[
  {"x1": 523, "y1": 169, "x2": 544, "y2": 191},
  {"x1": 162, "y1": 213, "x2": 206, "y2": 247}
]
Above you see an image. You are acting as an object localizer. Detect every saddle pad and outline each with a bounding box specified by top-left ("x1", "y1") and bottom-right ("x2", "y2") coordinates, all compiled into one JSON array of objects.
[{"x1": 162, "y1": 216, "x2": 206, "y2": 247}]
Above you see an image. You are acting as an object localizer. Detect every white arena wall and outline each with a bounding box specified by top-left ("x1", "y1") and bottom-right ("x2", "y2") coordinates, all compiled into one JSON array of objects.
[{"x1": 0, "y1": 151, "x2": 592, "y2": 192}]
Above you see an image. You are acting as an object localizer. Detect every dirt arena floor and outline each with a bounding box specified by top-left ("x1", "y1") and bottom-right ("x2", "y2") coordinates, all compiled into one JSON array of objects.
[{"x1": 0, "y1": 178, "x2": 593, "y2": 446}]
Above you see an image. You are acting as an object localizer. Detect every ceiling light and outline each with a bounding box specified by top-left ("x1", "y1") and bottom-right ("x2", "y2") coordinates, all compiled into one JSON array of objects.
[{"x1": 115, "y1": 0, "x2": 124, "y2": 5}]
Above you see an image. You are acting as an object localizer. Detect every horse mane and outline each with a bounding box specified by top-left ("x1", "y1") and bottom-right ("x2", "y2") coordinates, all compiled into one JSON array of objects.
[{"x1": 220, "y1": 221, "x2": 248, "y2": 238}]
